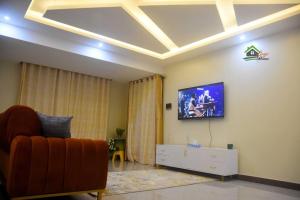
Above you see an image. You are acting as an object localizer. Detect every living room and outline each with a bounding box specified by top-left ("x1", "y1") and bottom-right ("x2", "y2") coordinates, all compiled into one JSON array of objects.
[{"x1": 0, "y1": 0, "x2": 299, "y2": 200}]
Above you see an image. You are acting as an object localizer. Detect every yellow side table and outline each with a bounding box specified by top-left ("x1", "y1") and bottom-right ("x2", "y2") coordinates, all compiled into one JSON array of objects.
[{"x1": 112, "y1": 150, "x2": 125, "y2": 163}]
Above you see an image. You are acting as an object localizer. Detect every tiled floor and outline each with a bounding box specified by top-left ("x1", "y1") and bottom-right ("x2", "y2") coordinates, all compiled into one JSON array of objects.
[
  {"x1": 104, "y1": 179, "x2": 300, "y2": 200},
  {"x1": 0, "y1": 161, "x2": 299, "y2": 200},
  {"x1": 105, "y1": 161, "x2": 300, "y2": 200}
]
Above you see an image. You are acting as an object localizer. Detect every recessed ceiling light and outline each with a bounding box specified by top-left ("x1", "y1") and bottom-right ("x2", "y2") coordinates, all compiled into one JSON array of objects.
[
  {"x1": 239, "y1": 35, "x2": 246, "y2": 41},
  {"x1": 98, "y1": 43, "x2": 103, "y2": 47},
  {"x1": 4, "y1": 16, "x2": 10, "y2": 21}
]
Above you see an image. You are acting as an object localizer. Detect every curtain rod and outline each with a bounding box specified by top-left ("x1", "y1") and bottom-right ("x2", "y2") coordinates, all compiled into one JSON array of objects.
[
  {"x1": 129, "y1": 74, "x2": 165, "y2": 83},
  {"x1": 19, "y1": 61, "x2": 113, "y2": 81}
]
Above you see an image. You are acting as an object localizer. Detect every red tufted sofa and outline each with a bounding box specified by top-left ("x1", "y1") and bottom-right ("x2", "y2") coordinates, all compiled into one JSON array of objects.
[{"x1": 0, "y1": 105, "x2": 108, "y2": 200}]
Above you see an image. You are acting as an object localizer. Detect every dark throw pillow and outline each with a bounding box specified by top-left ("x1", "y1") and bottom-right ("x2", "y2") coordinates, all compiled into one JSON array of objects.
[{"x1": 37, "y1": 112, "x2": 73, "y2": 138}]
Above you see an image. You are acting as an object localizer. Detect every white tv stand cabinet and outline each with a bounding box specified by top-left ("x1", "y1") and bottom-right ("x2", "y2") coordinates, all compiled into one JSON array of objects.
[{"x1": 156, "y1": 144, "x2": 238, "y2": 178}]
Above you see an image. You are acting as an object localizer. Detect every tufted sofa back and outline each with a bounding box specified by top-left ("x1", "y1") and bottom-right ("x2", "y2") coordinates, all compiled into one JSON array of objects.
[{"x1": 0, "y1": 106, "x2": 109, "y2": 198}]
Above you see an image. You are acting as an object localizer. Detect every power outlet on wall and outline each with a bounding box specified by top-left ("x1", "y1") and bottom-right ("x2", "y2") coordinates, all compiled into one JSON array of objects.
[{"x1": 166, "y1": 103, "x2": 172, "y2": 110}]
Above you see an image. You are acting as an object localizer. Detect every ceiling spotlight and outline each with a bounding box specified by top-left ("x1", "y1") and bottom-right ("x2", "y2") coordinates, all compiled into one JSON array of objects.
[
  {"x1": 239, "y1": 35, "x2": 246, "y2": 41},
  {"x1": 98, "y1": 43, "x2": 103, "y2": 47},
  {"x1": 4, "y1": 16, "x2": 10, "y2": 21}
]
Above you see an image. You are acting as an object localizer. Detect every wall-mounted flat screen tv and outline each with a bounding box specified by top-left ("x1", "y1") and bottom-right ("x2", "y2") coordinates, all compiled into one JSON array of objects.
[{"x1": 178, "y1": 82, "x2": 224, "y2": 120}]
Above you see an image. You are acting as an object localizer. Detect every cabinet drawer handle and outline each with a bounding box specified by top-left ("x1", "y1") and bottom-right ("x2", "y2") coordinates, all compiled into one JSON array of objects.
[
  {"x1": 210, "y1": 155, "x2": 217, "y2": 158},
  {"x1": 209, "y1": 166, "x2": 217, "y2": 169}
]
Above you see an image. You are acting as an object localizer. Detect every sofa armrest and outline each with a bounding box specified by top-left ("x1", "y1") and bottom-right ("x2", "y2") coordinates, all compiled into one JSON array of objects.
[
  {"x1": 7, "y1": 136, "x2": 108, "y2": 197},
  {"x1": 0, "y1": 106, "x2": 42, "y2": 153}
]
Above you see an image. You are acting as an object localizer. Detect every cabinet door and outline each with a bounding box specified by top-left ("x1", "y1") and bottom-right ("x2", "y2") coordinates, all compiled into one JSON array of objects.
[
  {"x1": 156, "y1": 145, "x2": 184, "y2": 168},
  {"x1": 202, "y1": 148, "x2": 227, "y2": 163},
  {"x1": 156, "y1": 145, "x2": 168, "y2": 165},
  {"x1": 166, "y1": 145, "x2": 185, "y2": 168},
  {"x1": 184, "y1": 147, "x2": 206, "y2": 171}
]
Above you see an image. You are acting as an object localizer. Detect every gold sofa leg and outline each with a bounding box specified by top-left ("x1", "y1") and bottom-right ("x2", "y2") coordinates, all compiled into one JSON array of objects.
[{"x1": 97, "y1": 192, "x2": 103, "y2": 200}]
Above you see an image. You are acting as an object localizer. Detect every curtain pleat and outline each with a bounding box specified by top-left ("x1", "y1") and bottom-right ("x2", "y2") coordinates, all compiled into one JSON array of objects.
[
  {"x1": 127, "y1": 75, "x2": 163, "y2": 165},
  {"x1": 19, "y1": 62, "x2": 111, "y2": 140}
]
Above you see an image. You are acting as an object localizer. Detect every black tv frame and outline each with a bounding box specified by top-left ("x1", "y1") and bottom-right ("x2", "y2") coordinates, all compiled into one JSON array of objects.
[{"x1": 178, "y1": 82, "x2": 224, "y2": 120}]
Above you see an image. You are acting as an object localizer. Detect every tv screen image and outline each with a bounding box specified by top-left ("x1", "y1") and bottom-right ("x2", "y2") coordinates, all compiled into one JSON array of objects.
[{"x1": 178, "y1": 82, "x2": 224, "y2": 120}]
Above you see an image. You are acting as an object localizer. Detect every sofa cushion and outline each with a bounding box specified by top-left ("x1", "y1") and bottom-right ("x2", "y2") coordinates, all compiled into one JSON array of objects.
[{"x1": 37, "y1": 113, "x2": 72, "y2": 138}]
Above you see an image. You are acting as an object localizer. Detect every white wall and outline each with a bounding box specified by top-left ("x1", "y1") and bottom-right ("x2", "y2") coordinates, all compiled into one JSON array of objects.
[
  {"x1": 107, "y1": 81, "x2": 128, "y2": 139},
  {"x1": 163, "y1": 27, "x2": 300, "y2": 184}
]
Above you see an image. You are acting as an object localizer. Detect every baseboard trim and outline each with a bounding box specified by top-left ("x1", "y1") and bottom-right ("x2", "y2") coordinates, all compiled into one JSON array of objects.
[
  {"x1": 238, "y1": 175, "x2": 300, "y2": 191},
  {"x1": 158, "y1": 165, "x2": 245, "y2": 182},
  {"x1": 157, "y1": 165, "x2": 300, "y2": 190}
]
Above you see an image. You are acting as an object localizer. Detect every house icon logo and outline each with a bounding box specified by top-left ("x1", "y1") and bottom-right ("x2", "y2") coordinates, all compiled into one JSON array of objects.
[{"x1": 243, "y1": 45, "x2": 269, "y2": 61}]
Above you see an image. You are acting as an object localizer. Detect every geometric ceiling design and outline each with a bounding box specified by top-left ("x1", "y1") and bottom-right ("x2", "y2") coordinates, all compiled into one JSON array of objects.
[
  {"x1": 234, "y1": 4, "x2": 295, "y2": 25},
  {"x1": 25, "y1": 0, "x2": 300, "y2": 60},
  {"x1": 140, "y1": 5, "x2": 224, "y2": 47},
  {"x1": 45, "y1": 7, "x2": 169, "y2": 53}
]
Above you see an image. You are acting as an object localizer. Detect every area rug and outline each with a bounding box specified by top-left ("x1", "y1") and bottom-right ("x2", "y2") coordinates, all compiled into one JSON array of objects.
[{"x1": 103, "y1": 169, "x2": 215, "y2": 196}]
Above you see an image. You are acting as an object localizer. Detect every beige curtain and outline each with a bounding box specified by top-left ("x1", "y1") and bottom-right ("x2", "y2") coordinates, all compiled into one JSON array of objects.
[
  {"x1": 19, "y1": 62, "x2": 111, "y2": 140},
  {"x1": 127, "y1": 75, "x2": 163, "y2": 165}
]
